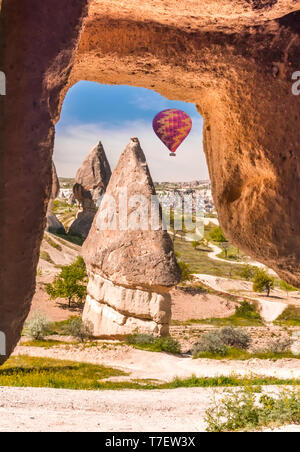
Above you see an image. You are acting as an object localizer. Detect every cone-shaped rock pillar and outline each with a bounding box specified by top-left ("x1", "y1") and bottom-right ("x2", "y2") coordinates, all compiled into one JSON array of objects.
[
  {"x1": 70, "y1": 142, "x2": 111, "y2": 238},
  {"x1": 82, "y1": 138, "x2": 181, "y2": 337}
]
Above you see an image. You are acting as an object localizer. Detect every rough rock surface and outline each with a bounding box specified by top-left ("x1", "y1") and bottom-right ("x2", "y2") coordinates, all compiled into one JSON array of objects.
[
  {"x1": 82, "y1": 138, "x2": 181, "y2": 336},
  {"x1": 45, "y1": 162, "x2": 65, "y2": 234},
  {"x1": 1, "y1": 0, "x2": 300, "y2": 363},
  {"x1": 69, "y1": 141, "x2": 111, "y2": 237}
]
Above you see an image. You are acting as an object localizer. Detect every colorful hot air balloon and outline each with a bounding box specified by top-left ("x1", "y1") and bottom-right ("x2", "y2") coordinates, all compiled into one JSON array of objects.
[{"x1": 153, "y1": 109, "x2": 192, "y2": 156}]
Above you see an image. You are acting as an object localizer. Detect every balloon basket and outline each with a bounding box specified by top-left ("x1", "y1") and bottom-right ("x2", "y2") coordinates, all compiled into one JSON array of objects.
[{"x1": 169, "y1": 153, "x2": 176, "y2": 157}]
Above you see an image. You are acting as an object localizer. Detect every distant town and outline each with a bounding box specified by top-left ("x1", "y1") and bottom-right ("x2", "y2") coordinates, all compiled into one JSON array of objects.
[{"x1": 58, "y1": 178, "x2": 216, "y2": 216}]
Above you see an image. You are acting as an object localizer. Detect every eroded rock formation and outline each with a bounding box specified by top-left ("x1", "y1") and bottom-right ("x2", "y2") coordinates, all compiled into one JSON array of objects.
[
  {"x1": 82, "y1": 138, "x2": 181, "y2": 336},
  {"x1": 45, "y1": 162, "x2": 65, "y2": 234},
  {"x1": 69, "y1": 141, "x2": 111, "y2": 237},
  {"x1": 1, "y1": 0, "x2": 300, "y2": 363}
]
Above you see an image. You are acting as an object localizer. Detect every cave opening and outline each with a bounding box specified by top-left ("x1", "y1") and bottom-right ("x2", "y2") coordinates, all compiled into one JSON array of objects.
[
  {"x1": 50, "y1": 80, "x2": 214, "y2": 239},
  {"x1": 34, "y1": 80, "x2": 218, "y2": 337}
]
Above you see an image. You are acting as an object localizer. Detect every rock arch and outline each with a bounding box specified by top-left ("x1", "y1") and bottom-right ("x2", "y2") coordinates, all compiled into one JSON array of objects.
[{"x1": 0, "y1": 0, "x2": 300, "y2": 364}]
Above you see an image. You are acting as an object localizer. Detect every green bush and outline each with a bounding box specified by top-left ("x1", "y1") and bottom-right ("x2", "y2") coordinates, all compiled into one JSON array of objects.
[
  {"x1": 36, "y1": 267, "x2": 43, "y2": 277},
  {"x1": 192, "y1": 327, "x2": 251, "y2": 357},
  {"x1": 44, "y1": 234, "x2": 62, "y2": 251},
  {"x1": 253, "y1": 269, "x2": 274, "y2": 296},
  {"x1": 48, "y1": 226, "x2": 66, "y2": 235},
  {"x1": 276, "y1": 305, "x2": 300, "y2": 326},
  {"x1": 209, "y1": 226, "x2": 227, "y2": 243},
  {"x1": 192, "y1": 332, "x2": 228, "y2": 357},
  {"x1": 63, "y1": 317, "x2": 93, "y2": 342},
  {"x1": 235, "y1": 301, "x2": 261, "y2": 321},
  {"x1": 156, "y1": 337, "x2": 181, "y2": 354},
  {"x1": 178, "y1": 261, "x2": 193, "y2": 283},
  {"x1": 219, "y1": 327, "x2": 250, "y2": 350},
  {"x1": 40, "y1": 251, "x2": 54, "y2": 264},
  {"x1": 279, "y1": 280, "x2": 298, "y2": 296},
  {"x1": 126, "y1": 333, "x2": 181, "y2": 354},
  {"x1": 239, "y1": 264, "x2": 259, "y2": 281},
  {"x1": 126, "y1": 333, "x2": 155, "y2": 345},
  {"x1": 24, "y1": 311, "x2": 52, "y2": 340},
  {"x1": 205, "y1": 387, "x2": 300, "y2": 432},
  {"x1": 256, "y1": 338, "x2": 292, "y2": 354}
]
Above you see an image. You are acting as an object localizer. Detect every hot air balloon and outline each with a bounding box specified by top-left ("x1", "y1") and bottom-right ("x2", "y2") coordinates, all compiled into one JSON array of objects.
[{"x1": 153, "y1": 109, "x2": 192, "y2": 157}]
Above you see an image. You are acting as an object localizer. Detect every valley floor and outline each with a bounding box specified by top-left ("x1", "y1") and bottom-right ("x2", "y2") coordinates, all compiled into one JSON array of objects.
[
  {"x1": 0, "y1": 386, "x2": 299, "y2": 433},
  {"x1": 12, "y1": 344, "x2": 300, "y2": 381}
]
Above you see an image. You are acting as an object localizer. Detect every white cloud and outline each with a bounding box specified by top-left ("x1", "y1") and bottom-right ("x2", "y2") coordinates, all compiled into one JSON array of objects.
[{"x1": 53, "y1": 117, "x2": 209, "y2": 182}]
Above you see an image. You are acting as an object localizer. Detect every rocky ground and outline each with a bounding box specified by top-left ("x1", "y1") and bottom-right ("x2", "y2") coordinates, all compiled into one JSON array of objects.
[{"x1": 170, "y1": 324, "x2": 299, "y2": 355}]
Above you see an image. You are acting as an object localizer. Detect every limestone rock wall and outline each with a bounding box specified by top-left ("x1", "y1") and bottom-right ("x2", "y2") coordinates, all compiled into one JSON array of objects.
[{"x1": 83, "y1": 273, "x2": 171, "y2": 337}]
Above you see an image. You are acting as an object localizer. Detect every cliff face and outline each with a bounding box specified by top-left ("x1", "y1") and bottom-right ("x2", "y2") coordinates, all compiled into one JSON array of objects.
[
  {"x1": 82, "y1": 139, "x2": 181, "y2": 336},
  {"x1": 69, "y1": 142, "x2": 111, "y2": 237},
  {"x1": 1, "y1": 0, "x2": 300, "y2": 363}
]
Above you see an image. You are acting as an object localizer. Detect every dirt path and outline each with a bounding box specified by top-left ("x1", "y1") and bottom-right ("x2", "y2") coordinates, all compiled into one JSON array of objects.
[
  {"x1": 13, "y1": 345, "x2": 300, "y2": 380},
  {"x1": 207, "y1": 244, "x2": 277, "y2": 276},
  {"x1": 194, "y1": 274, "x2": 299, "y2": 322},
  {"x1": 0, "y1": 386, "x2": 211, "y2": 432},
  {"x1": 0, "y1": 386, "x2": 298, "y2": 432},
  {"x1": 259, "y1": 299, "x2": 287, "y2": 323}
]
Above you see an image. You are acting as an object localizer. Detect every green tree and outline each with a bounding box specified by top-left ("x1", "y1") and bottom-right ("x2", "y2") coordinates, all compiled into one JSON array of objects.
[
  {"x1": 253, "y1": 269, "x2": 274, "y2": 297},
  {"x1": 209, "y1": 226, "x2": 227, "y2": 243},
  {"x1": 178, "y1": 261, "x2": 193, "y2": 283},
  {"x1": 279, "y1": 280, "x2": 298, "y2": 298},
  {"x1": 239, "y1": 264, "x2": 259, "y2": 281},
  {"x1": 192, "y1": 240, "x2": 200, "y2": 250},
  {"x1": 46, "y1": 257, "x2": 88, "y2": 308},
  {"x1": 220, "y1": 241, "x2": 230, "y2": 258},
  {"x1": 200, "y1": 237, "x2": 209, "y2": 248}
]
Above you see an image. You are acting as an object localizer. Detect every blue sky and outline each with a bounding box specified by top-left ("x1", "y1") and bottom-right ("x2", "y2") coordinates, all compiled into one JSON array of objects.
[{"x1": 53, "y1": 82, "x2": 209, "y2": 182}]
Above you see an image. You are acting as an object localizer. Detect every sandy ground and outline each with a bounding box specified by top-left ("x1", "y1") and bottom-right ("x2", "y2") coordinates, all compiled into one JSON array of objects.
[
  {"x1": 171, "y1": 287, "x2": 236, "y2": 321},
  {"x1": 194, "y1": 274, "x2": 300, "y2": 322},
  {"x1": 0, "y1": 386, "x2": 298, "y2": 433},
  {"x1": 28, "y1": 234, "x2": 83, "y2": 321},
  {"x1": 13, "y1": 344, "x2": 300, "y2": 380},
  {"x1": 30, "y1": 280, "x2": 236, "y2": 325}
]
